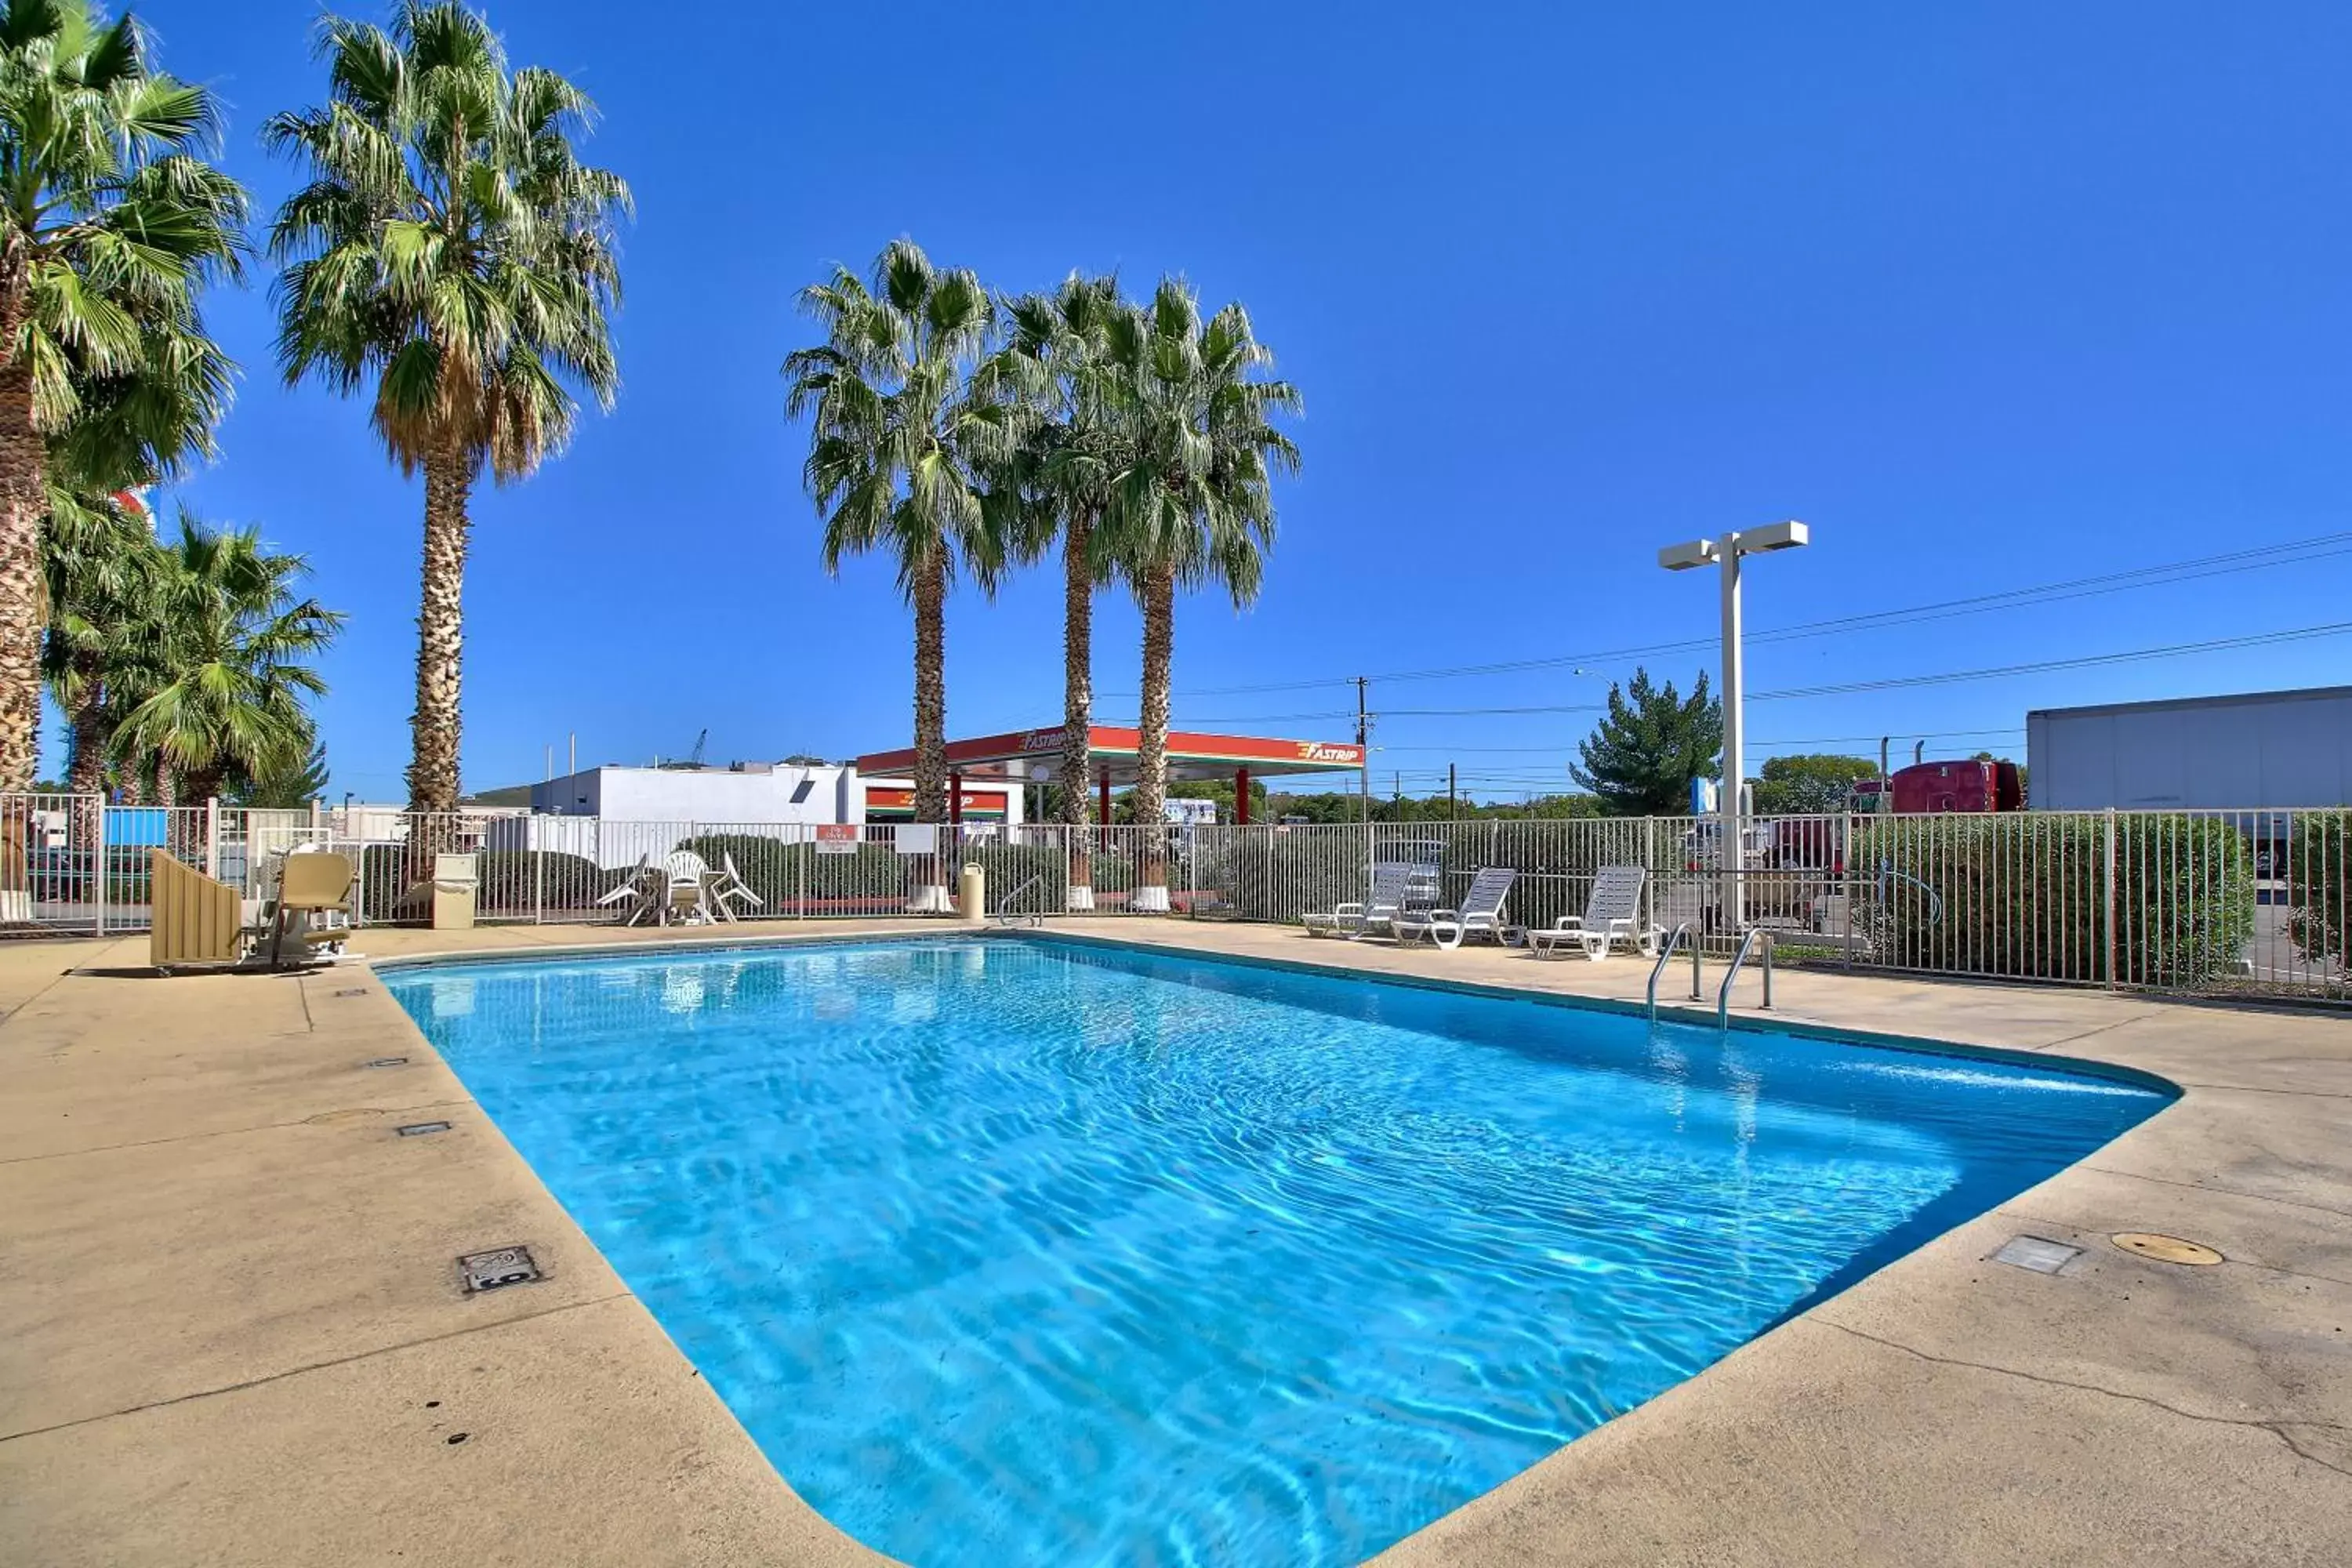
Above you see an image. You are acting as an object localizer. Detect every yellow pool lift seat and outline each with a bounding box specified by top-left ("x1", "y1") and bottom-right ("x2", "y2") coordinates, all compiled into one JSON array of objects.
[{"x1": 267, "y1": 849, "x2": 358, "y2": 967}]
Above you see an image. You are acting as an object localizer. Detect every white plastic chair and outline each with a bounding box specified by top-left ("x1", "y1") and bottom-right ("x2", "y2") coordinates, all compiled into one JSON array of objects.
[
  {"x1": 710, "y1": 851, "x2": 763, "y2": 920},
  {"x1": 596, "y1": 854, "x2": 658, "y2": 925},
  {"x1": 1304, "y1": 862, "x2": 1413, "y2": 939},
  {"x1": 659, "y1": 850, "x2": 713, "y2": 925},
  {"x1": 1526, "y1": 866, "x2": 1659, "y2": 960},
  {"x1": 1394, "y1": 866, "x2": 1519, "y2": 951}
]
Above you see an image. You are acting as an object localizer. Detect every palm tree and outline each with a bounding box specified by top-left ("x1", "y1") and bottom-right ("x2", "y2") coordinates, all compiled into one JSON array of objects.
[
  {"x1": 113, "y1": 514, "x2": 341, "y2": 807},
  {"x1": 785, "y1": 239, "x2": 1014, "y2": 911},
  {"x1": 42, "y1": 485, "x2": 161, "y2": 798},
  {"x1": 1104, "y1": 279, "x2": 1299, "y2": 909},
  {"x1": 234, "y1": 737, "x2": 330, "y2": 809},
  {"x1": 0, "y1": 1, "x2": 247, "y2": 789},
  {"x1": 267, "y1": 1, "x2": 629, "y2": 814},
  {"x1": 996, "y1": 273, "x2": 1127, "y2": 909}
]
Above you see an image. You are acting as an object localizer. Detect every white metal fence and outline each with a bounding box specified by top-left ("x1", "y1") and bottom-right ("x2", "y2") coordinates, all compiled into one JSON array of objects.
[{"x1": 5, "y1": 795, "x2": 2343, "y2": 1002}]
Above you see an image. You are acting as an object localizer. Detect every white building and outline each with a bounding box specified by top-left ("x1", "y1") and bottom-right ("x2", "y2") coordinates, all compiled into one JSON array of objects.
[
  {"x1": 528, "y1": 761, "x2": 862, "y2": 824},
  {"x1": 490, "y1": 762, "x2": 1024, "y2": 869}
]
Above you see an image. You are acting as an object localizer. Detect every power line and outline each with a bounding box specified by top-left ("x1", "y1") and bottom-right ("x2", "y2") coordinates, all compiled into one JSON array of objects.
[
  {"x1": 1198, "y1": 623, "x2": 2350, "y2": 725},
  {"x1": 1374, "y1": 726, "x2": 2027, "y2": 754},
  {"x1": 1750, "y1": 622, "x2": 2352, "y2": 702},
  {"x1": 1123, "y1": 528, "x2": 2352, "y2": 700}
]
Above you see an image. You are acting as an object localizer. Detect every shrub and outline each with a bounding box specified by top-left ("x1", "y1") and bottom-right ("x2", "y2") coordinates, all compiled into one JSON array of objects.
[
  {"x1": 2285, "y1": 811, "x2": 2351, "y2": 971},
  {"x1": 1853, "y1": 814, "x2": 2254, "y2": 987}
]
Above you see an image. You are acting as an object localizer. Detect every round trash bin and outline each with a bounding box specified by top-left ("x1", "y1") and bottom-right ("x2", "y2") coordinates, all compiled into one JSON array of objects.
[{"x1": 957, "y1": 862, "x2": 985, "y2": 922}]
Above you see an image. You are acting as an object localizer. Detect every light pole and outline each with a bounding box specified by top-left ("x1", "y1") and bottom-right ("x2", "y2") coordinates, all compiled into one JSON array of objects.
[{"x1": 1658, "y1": 520, "x2": 1810, "y2": 932}]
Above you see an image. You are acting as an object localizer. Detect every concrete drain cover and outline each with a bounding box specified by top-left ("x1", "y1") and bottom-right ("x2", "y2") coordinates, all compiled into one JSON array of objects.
[
  {"x1": 395, "y1": 1120, "x2": 452, "y2": 1138},
  {"x1": 1990, "y1": 1235, "x2": 2081, "y2": 1274},
  {"x1": 459, "y1": 1245, "x2": 543, "y2": 1294},
  {"x1": 2112, "y1": 1232, "x2": 2224, "y2": 1266}
]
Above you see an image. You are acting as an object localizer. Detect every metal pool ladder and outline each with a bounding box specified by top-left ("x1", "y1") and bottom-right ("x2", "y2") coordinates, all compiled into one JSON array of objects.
[
  {"x1": 1718, "y1": 927, "x2": 1775, "y2": 1029},
  {"x1": 1646, "y1": 923, "x2": 1696, "y2": 1022},
  {"x1": 992, "y1": 873, "x2": 1049, "y2": 928}
]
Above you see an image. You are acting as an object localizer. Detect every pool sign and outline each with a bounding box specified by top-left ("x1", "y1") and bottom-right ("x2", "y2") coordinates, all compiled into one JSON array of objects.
[{"x1": 815, "y1": 824, "x2": 858, "y2": 855}]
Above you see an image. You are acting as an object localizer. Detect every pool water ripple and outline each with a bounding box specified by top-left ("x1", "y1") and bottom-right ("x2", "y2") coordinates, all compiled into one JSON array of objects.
[{"x1": 387, "y1": 937, "x2": 2167, "y2": 1568}]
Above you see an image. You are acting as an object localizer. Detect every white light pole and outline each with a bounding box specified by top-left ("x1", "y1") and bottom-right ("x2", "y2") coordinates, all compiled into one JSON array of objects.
[{"x1": 1659, "y1": 520, "x2": 1810, "y2": 933}]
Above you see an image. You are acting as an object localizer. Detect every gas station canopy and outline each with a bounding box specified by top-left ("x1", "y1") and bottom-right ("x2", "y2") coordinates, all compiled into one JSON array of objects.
[{"x1": 855, "y1": 725, "x2": 1364, "y2": 788}]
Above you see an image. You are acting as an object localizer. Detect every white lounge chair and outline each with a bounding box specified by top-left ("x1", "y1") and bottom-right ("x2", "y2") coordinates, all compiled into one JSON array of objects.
[
  {"x1": 1394, "y1": 866, "x2": 1519, "y2": 950},
  {"x1": 1304, "y1": 862, "x2": 1413, "y2": 939},
  {"x1": 710, "y1": 851, "x2": 763, "y2": 920},
  {"x1": 1526, "y1": 865, "x2": 1659, "y2": 960},
  {"x1": 596, "y1": 854, "x2": 658, "y2": 924}
]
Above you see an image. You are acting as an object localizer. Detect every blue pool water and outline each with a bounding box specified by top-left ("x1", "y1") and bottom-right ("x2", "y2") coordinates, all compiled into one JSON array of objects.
[{"x1": 386, "y1": 937, "x2": 2169, "y2": 1567}]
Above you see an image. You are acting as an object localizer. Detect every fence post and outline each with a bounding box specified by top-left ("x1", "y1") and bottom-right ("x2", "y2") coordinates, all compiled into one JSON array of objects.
[
  {"x1": 534, "y1": 818, "x2": 546, "y2": 925},
  {"x1": 204, "y1": 797, "x2": 220, "y2": 880},
  {"x1": 2102, "y1": 808, "x2": 2118, "y2": 989},
  {"x1": 797, "y1": 824, "x2": 807, "y2": 920},
  {"x1": 1842, "y1": 813, "x2": 1857, "y2": 971},
  {"x1": 92, "y1": 797, "x2": 107, "y2": 937}
]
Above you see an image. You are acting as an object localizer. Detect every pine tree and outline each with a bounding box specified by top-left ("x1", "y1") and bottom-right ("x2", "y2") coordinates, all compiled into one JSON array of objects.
[{"x1": 1570, "y1": 669, "x2": 1722, "y2": 816}]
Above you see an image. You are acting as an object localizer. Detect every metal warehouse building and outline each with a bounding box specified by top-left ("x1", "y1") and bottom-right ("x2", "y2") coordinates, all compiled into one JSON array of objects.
[{"x1": 2026, "y1": 685, "x2": 2352, "y2": 811}]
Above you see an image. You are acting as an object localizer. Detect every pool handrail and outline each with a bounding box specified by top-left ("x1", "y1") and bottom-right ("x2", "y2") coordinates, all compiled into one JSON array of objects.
[
  {"x1": 1646, "y1": 922, "x2": 1695, "y2": 1022},
  {"x1": 993, "y1": 872, "x2": 1050, "y2": 928},
  {"x1": 1719, "y1": 926, "x2": 1775, "y2": 1028}
]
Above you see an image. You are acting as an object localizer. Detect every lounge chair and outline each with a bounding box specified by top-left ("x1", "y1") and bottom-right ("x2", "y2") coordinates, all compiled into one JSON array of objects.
[
  {"x1": 1303, "y1": 862, "x2": 1413, "y2": 939},
  {"x1": 710, "y1": 851, "x2": 763, "y2": 920},
  {"x1": 1526, "y1": 865, "x2": 1659, "y2": 960},
  {"x1": 268, "y1": 849, "x2": 357, "y2": 967},
  {"x1": 596, "y1": 854, "x2": 657, "y2": 924},
  {"x1": 1394, "y1": 866, "x2": 1519, "y2": 951}
]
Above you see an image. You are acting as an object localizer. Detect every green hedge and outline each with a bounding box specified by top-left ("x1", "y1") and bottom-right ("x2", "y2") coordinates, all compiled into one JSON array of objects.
[
  {"x1": 2286, "y1": 812, "x2": 2350, "y2": 971},
  {"x1": 1853, "y1": 815, "x2": 2254, "y2": 986}
]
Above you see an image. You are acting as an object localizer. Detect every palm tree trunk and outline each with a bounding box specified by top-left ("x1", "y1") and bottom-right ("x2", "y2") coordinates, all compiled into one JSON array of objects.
[
  {"x1": 1133, "y1": 558, "x2": 1176, "y2": 913},
  {"x1": 0, "y1": 348, "x2": 47, "y2": 793},
  {"x1": 65, "y1": 664, "x2": 107, "y2": 797},
  {"x1": 406, "y1": 443, "x2": 470, "y2": 817},
  {"x1": 1062, "y1": 510, "x2": 1094, "y2": 911},
  {"x1": 907, "y1": 546, "x2": 951, "y2": 913}
]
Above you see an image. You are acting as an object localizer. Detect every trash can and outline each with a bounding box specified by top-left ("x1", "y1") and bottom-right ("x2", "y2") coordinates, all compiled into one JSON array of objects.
[
  {"x1": 957, "y1": 862, "x2": 985, "y2": 922},
  {"x1": 431, "y1": 853, "x2": 479, "y2": 931}
]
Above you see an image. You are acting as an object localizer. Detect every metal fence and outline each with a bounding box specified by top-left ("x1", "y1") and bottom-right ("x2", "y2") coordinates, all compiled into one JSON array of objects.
[{"x1": 5, "y1": 794, "x2": 2343, "y2": 1002}]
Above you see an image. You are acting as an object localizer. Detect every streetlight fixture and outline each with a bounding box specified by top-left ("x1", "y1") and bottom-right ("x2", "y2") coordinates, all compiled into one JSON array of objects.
[{"x1": 1658, "y1": 520, "x2": 1810, "y2": 932}]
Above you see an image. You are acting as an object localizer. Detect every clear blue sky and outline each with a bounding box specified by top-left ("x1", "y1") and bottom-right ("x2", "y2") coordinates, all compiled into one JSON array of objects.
[{"x1": 114, "y1": 0, "x2": 2352, "y2": 802}]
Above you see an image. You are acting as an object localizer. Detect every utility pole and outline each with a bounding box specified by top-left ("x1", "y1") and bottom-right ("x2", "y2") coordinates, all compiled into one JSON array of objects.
[
  {"x1": 1355, "y1": 676, "x2": 1371, "y2": 826},
  {"x1": 1448, "y1": 763, "x2": 1457, "y2": 820}
]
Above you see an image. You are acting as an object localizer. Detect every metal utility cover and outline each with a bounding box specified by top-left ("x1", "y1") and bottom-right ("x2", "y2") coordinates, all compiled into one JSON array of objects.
[
  {"x1": 363, "y1": 1056, "x2": 409, "y2": 1069},
  {"x1": 458, "y1": 1245, "x2": 543, "y2": 1293},
  {"x1": 395, "y1": 1120, "x2": 452, "y2": 1138},
  {"x1": 1990, "y1": 1236, "x2": 2082, "y2": 1275}
]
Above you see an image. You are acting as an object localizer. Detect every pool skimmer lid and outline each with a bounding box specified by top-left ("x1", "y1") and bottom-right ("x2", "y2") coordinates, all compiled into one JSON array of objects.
[
  {"x1": 458, "y1": 1245, "x2": 543, "y2": 1294},
  {"x1": 1990, "y1": 1236, "x2": 2081, "y2": 1274},
  {"x1": 2111, "y1": 1232, "x2": 2224, "y2": 1266}
]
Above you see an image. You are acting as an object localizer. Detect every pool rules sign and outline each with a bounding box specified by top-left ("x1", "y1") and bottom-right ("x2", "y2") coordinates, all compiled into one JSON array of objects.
[{"x1": 815, "y1": 824, "x2": 858, "y2": 855}]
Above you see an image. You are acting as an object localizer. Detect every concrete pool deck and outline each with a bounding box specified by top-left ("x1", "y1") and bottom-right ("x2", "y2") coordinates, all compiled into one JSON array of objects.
[{"x1": 2, "y1": 917, "x2": 2347, "y2": 1566}]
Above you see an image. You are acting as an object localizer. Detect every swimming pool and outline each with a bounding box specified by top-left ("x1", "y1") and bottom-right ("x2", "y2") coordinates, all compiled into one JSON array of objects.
[{"x1": 385, "y1": 936, "x2": 2170, "y2": 1567}]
